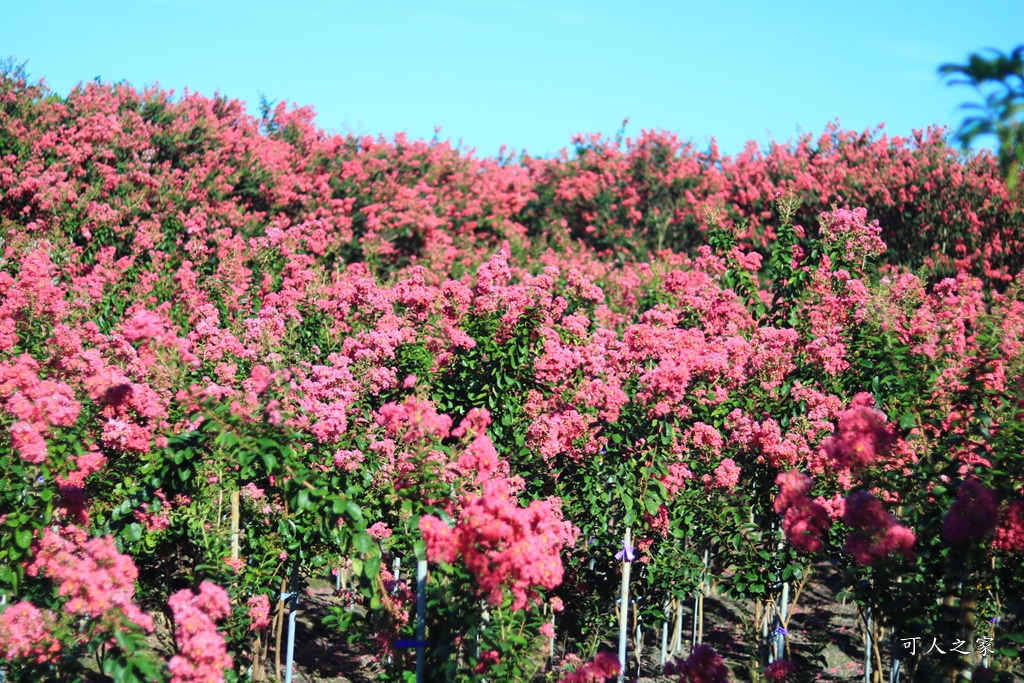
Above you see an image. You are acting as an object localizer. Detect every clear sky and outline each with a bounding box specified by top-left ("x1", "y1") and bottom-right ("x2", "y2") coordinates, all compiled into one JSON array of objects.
[{"x1": 2, "y1": 1, "x2": 1021, "y2": 158}]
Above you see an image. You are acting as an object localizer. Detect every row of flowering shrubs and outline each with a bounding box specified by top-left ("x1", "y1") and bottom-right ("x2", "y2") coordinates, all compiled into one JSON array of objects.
[{"x1": 1, "y1": 59, "x2": 1024, "y2": 682}]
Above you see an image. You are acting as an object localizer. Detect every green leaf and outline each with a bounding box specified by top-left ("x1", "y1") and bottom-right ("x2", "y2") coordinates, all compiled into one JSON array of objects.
[
  {"x1": 14, "y1": 529, "x2": 32, "y2": 549},
  {"x1": 899, "y1": 412, "x2": 915, "y2": 430},
  {"x1": 353, "y1": 531, "x2": 373, "y2": 554},
  {"x1": 346, "y1": 501, "x2": 364, "y2": 524},
  {"x1": 644, "y1": 492, "x2": 661, "y2": 516},
  {"x1": 261, "y1": 450, "x2": 278, "y2": 470}
]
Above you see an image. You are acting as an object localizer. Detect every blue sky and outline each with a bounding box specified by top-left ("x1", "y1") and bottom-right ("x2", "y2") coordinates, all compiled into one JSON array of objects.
[{"x1": 2, "y1": 1, "x2": 1021, "y2": 158}]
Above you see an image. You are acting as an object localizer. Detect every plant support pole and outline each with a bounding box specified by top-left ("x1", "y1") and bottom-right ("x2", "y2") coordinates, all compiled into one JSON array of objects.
[
  {"x1": 416, "y1": 559, "x2": 428, "y2": 683},
  {"x1": 890, "y1": 627, "x2": 901, "y2": 683},
  {"x1": 618, "y1": 527, "x2": 632, "y2": 682},
  {"x1": 661, "y1": 597, "x2": 669, "y2": 667},
  {"x1": 284, "y1": 562, "x2": 299, "y2": 683},
  {"x1": 864, "y1": 606, "x2": 872, "y2": 683},
  {"x1": 776, "y1": 580, "x2": 789, "y2": 661},
  {"x1": 230, "y1": 490, "x2": 240, "y2": 562}
]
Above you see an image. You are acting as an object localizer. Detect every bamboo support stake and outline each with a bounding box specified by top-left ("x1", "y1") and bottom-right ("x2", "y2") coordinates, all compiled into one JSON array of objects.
[
  {"x1": 671, "y1": 597, "x2": 683, "y2": 655},
  {"x1": 273, "y1": 578, "x2": 287, "y2": 680},
  {"x1": 633, "y1": 595, "x2": 642, "y2": 673}
]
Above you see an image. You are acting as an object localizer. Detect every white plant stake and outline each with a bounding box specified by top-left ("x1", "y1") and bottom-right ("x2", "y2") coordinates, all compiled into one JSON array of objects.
[
  {"x1": 416, "y1": 559, "x2": 428, "y2": 683},
  {"x1": 777, "y1": 580, "x2": 789, "y2": 661},
  {"x1": 283, "y1": 563, "x2": 299, "y2": 683},
  {"x1": 864, "y1": 606, "x2": 873, "y2": 683},
  {"x1": 617, "y1": 528, "x2": 633, "y2": 682},
  {"x1": 661, "y1": 597, "x2": 669, "y2": 667}
]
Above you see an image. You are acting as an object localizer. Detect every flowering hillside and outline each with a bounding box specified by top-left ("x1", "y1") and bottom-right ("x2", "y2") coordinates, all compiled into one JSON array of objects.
[{"x1": 1, "y1": 62, "x2": 1023, "y2": 683}]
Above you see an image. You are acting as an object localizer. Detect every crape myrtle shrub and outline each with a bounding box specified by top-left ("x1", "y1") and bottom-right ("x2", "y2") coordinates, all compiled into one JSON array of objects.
[
  {"x1": 522, "y1": 125, "x2": 1023, "y2": 284},
  {"x1": 1, "y1": 62, "x2": 1024, "y2": 682}
]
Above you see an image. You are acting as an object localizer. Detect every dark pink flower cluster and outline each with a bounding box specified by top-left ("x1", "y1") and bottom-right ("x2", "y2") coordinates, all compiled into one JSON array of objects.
[
  {"x1": 473, "y1": 649, "x2": 501, "y2": 674},
  {"x1": 419, "y1": 479, "x2": 576, "y2": 610},
  {"x1": 703, "y1": 458, "x2": 741, "y2": 490},
  {"x1": 774, "y1": 470, "x2": 830, "y2": 553},
  {"x1": 993, "y1": 499, "x2": 1024, "y2": 553},
  {"x1": 764, "y1": 659, "x2": 796, "y2": 681},
  {"x1": 167, "y1": 581, "x2": 233, "y2": 683},
  {"x1": 557, "y1": 651, "x2": 621, "y2": 683},
  {"x1": 843, "y1": 490, "x2": 915, "y2": 565},
  {"x1": 943, "y1": 479, "x2": 1000, "y2": 545},
  {"x1": 670, "y1": 643, "x2": 731, "y2": 683}
]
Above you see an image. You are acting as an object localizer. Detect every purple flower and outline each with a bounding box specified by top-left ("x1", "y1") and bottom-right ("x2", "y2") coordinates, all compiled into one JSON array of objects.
[
  {"x1": 615, "y1": 540, "x2": 635, "y2": 562},
  {"x1": 774, "y1": 626, "x2": 788, "y2": 636}
]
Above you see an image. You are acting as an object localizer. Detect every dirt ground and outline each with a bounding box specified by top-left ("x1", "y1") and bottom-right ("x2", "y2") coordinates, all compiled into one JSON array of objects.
[{"x1": 275, "y1": 563, "x2": 1019, "y2": 683}]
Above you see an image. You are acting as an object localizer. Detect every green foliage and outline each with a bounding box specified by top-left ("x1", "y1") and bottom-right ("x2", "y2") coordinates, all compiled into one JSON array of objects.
[{"x1": 942, "y1": 46, "x2": 1024, "y2": 188}]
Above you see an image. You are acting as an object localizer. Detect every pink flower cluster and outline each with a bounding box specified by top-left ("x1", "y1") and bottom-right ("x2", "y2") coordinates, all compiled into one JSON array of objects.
[
  {"x1": 419, "y1": 479, "x2": 576, "y2": 610},
  {"x1": 167, "y1": 581, "x2": 234, "y2": 683},
  {"x1": 667, "y1": 644, "x2": 731, "y2": 683},
  {"x1": 556, "y1": 651, "x2": 621, "y2": 683},
  {"x1": 0, "y1": 353, "x2": 81, "y2": 463},
  {"x1": 942, "y1": 479, "x2": 1000, "y2": 545},
  {"x1": 821, "y1": 396, "x2": 895, "y2": 470},
  {"x1": 702, "y1": 457, "x2": 741, "y2": 490},
  {"x1": 26, "y1": 527, "x2": 153, "y2": 631},
  {"x1": 774, "y1": 470, "x2": 830, "y2": 553},
  {"x1": 247, "y1": 594, "x2": 272, "y2": 632},
  {"x1": 0, "y1": 602, "x2": 61, "y2": 664},
  {"x1": 843, "y1": 490, "x2": 915, "y2": 565},
  {"x1": 764, "y1": 658, "x2": 796, "y2": 681},
  {"x1": 993, "y1": 499, "x2": 1024, "y2": 552}
]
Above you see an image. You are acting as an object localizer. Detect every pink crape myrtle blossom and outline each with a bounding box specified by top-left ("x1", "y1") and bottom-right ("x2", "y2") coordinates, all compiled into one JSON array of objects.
[
  {"x1": 419, "y1": 479, "x2": 577, "y2": 611},
  {"x1": 0, "y1": 602, "x2": 62, "y2": 664},
  {"x1": 774, "y1": 470, "x2": 812, "y2": 514},
  {"x1": 556, "y1": 651, "x2": 621, "y2": 683},
  {"x1": 167, "y1": 581, "x2": 233, "y2": 683},
  {"x1": 993, "y1": 499, "x2": 1024, "y2": 553},
  {"x1": 774, "y1": 470, "x2": 830, "y2": 553},
  {"x1": 26, "y1": 527, "x2": 153, "y2": 632},
  {"x1": 821, "y1": 395, "x2": 895, "y2": 470},
  {"x1": 764, "y1": 658, "x2": 796, "y2": 681},
  {"x1": 367, "y1": 522, "x2": 393, "y2": 540},
  {"x1": 943, "y1": 479, "x2": 1000, "y2": 545},
  {"x1": 376, "y1": 396, "x2": 453, "y2": 444},
  {"x1": 782, "y1": 499, "x2": 831, "y2": 553},
  {"x1": 703, "y1": 458, "x2": 741, "y2": 490},
  {"x1": 843, "y1": 490, "x2": 915, "y2": 565},
  {"x1": 247, "y1": 594, "x2": 271, "y2": 632},
  {"x1": 819, "y1": 206, "x2": 887, "y2": 263},
  {"x1": 667, "y1": 643, "x2": 731, "y2": 683}
]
